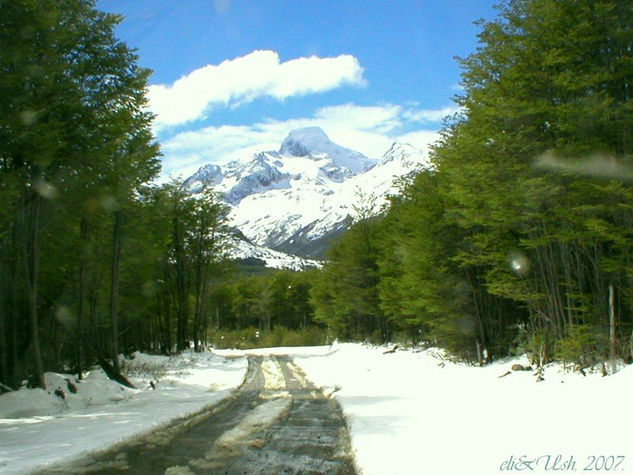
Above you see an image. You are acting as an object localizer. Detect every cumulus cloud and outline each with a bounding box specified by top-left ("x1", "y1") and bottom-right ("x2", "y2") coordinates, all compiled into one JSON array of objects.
[
  {"x1": 148, "y1": 50, "x2": 365, "y2": 127},
  {"x1": 159, "y1": 103, "x2": 447, "y2": 179}
]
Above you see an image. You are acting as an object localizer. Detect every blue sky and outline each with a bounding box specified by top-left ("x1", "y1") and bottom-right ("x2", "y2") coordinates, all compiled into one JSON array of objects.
[{"x1": 97, "y1": 0, "x2": 498, "y2": 179}]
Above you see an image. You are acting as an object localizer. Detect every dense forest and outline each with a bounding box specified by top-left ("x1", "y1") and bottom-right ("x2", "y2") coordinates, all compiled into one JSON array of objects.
[
  {"x1": 0, "y1": 1, "x2": 232, "y2": 390},
  {"x1": 2, "y1": 0, "x2": 632, "y2": 391},
  {"x1": 311, "y1": 0, "x2": 633, "y2": 370}
]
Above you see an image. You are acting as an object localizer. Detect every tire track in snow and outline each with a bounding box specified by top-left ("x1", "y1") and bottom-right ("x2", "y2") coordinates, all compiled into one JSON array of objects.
[{"x1": 38, "y1": 355, "x2": 355, "y2": 474}]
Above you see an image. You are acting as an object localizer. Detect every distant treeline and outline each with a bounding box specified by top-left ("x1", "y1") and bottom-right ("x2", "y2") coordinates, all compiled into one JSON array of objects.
[{"x1": 310, "y1": 0, "x2": 633, "y2": 369}]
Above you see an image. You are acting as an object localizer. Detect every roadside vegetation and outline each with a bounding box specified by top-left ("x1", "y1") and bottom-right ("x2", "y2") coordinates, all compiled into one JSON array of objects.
[
  {"x1": 0, "y1": 1, "x2": 230, "y2": 390},
  {"x1": 310, "y1": 0, "x2": 633, "y2": 371}
]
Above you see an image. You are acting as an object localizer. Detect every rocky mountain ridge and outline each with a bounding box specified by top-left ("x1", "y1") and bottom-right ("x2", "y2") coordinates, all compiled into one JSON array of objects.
[{"x1": 185, "y1": 127, "x2": 429, "y2": 268}]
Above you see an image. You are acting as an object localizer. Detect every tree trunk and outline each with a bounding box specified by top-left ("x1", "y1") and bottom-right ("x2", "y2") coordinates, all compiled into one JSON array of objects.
[
  {"x1": 88, "y1": 272, "x2": 100, "y2": 360},
  {"x1": 173, "y1": 214, "x2": 188, "y2": 352},
  {"x1": 109, "y1": 210, "x2": 122, "y2": 374},
  {"x1": 609, "y1": 283, "x2": 616, "y2": 374},
  {"x1": 192, "y1": 239, "x2": 204, "y2": 352},
  {"x1": 0, "y1": 260, "x2": 8, "y2": 387},
  {"x1": 193, "y1": 263, "x2": 210, "y2": 352},
  {"x1": 10, "y1": 235, "x2": 20, "y2": 387},
  {"x1": 0, "y1": 234, "x2": 12, "y2": 386},
  {"x1": 162, "y1": 288, "x2": 172, "y2": 354},
  {"x1": 476, "y1": 340, "x2": 483, "y2": 367},
  {"x1": 19, "y1": 194, "x2": 45, "y2": 389},
  {"x1": 77, "y1": 216, "x2": 88, "y2": 377}
]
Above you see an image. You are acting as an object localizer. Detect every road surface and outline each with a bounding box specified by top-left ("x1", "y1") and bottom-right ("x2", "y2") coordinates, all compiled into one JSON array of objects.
[{"x1": 40, "y1": 355, "x2": 356, "y2": 474}]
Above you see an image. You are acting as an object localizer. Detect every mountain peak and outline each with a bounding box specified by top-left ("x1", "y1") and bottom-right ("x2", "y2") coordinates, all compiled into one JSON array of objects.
[
  {"x1": 279, "y1": 127, "x2": 331, "y2": 157},
  {"x1": 288, "y1": 126, "x2": 329, "y2": 140},
  {"x1": 182, "y1": 130, "x2": 428, "y2": 268},
  {"x1": 279, "y1": 126, "x2": 376, "y2": 177},
  {"x1": 183, "y1": 164, "x2": 223, "y2": 193},
  {"x1": 379, "y1": 142, "x2": 428, "y2": 167}
]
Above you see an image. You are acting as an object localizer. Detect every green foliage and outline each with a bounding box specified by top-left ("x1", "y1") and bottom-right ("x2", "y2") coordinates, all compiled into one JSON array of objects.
[
  {"x1": 310, "y1": 216, "x2": 389, "y2": 342},
  {"x1": 0, "y1": 1, "x2": 238, "y2": 387},
  {"x1": 377, "y1": 170, "x2": 490, "y2": 356},
  {"x1": 425, "y1": 0, "x2": 633, "y2": 362},
  {"x1": 207, "y1": 326, "x2": 327, "y2": 350},
  {"x1": 556, "y1": 324, "x2": 609, "y2": 369},
  {"x1": 308, "y1": 0, "x2": 633, "y2": 365},
  {"x1": 513, "y1": 325, "x2": 556, "y2": 366},
  {"x1": 202, "y1": 268, "x2": 322, "y2": 348},
  {"x1": 0, "y1": 0, "x2": 163, "y2": 387}
]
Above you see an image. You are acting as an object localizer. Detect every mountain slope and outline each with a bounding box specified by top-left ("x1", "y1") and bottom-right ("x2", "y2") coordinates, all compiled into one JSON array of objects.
[{"x1": 185, "y1": 127, "x2": 429, "y2": 264}]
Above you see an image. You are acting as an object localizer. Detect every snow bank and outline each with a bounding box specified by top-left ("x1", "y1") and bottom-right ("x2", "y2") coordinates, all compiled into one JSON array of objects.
[
  {"x1": 0, "y1": 370, "x2": 135, "y2": 420},
  {"x1": 0, "y1": 351, "x2": 247, "y2": 473},
  {"x1": 2, "y1": 344, "x2": 630, "y2": 475},
  {"x1": 294, "y1": 343, "x2": 633, "y2": 475}
]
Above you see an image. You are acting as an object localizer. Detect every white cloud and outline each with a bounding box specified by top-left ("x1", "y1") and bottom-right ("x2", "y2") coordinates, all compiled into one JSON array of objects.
[
  {"x1": 395, "y1": 130, "x2": 440, "y2": 151},
  {"x1": 314, "y1": 104, "x2": 404, "y2": 134},
  {"x1": 148, "y1": 50, "x2": 365, "y2": 127},
  {"x1": 403, "y1": 106, "x2": 461, "y2": 123},
  {"x1": 159, "y1": 103, "x2": 447, "y2": 180}
]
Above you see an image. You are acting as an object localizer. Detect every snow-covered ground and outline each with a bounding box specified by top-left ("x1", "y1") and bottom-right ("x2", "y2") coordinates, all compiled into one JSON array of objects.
[
  {"x1": 1, "y1": 343, "x2": 631, "y2": 474},
  {"x1": 0, "y1": 351, "x2": 247, "y2": 474},
  {"x1": 214, "y1": 343, "x2": 633, "y2": 474},
  {"x1": 294, "y1": 344, "x2": 633, "y2": 475}
]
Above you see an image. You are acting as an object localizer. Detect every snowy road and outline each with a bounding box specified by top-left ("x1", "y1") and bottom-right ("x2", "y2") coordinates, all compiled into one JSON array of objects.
[{"x1": 38, "y1": 355, "x2": 356, "y2": 474}]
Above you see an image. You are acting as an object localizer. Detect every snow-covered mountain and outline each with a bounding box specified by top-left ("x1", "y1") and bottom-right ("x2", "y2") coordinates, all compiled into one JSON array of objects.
[
  {"x1": 184, "y1": 127, "x2": 429, "y2": 268},
  {"x1": 230, "y1": 236, "x2": 322, "y2": 271}
]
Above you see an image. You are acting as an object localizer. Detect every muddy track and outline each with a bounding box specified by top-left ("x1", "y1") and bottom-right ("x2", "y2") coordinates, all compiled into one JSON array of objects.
[{"x1": 38, "y1": 356, "x2": 356, "y2": 474}]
